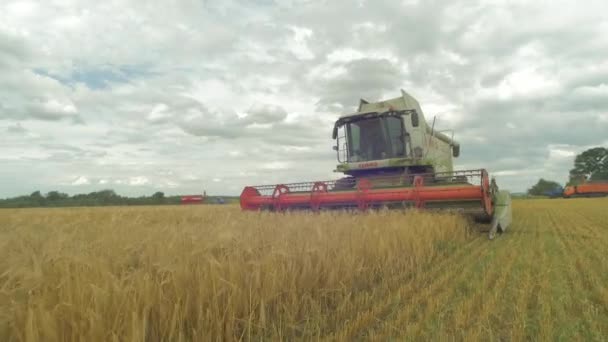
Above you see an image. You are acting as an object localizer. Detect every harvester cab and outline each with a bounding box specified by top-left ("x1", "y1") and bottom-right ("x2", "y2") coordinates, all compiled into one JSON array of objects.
[
  {"x1": 332, "y1": 89, "x2": 459, "y2": 180},
  {"x1": 240, "y1": 90, "x2": 512, "y2": 239}
]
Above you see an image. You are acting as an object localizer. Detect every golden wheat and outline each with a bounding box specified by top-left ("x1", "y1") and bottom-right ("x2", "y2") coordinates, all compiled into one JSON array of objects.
[
  {"x1": 0, "y1": 206, "x2": 468, "y2": 341},
  {"x1": 2, "y1": 199, "x2": 608, "y2": 340}
]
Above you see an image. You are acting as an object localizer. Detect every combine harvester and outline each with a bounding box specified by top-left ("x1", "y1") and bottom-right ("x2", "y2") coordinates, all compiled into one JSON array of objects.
[{"x1": 240, "y1": 90, "x2": 512, "y2": 239}]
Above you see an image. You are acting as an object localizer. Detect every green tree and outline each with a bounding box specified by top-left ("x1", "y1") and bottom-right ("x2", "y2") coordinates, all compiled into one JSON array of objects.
[
  {"x1": 527, "y1": 179, "x2": 562, "y2": 196},
  {"x1": 152, "y1": 191, "x2": 165, "y2": 203},
  {"x1": 569, "y1": 147, "x2": 608, "y2": 183},
  {"x1": 28, "y1": 190, "x2": 45, "y2": 206},
  {"x1": 46, "y1": 191, "x2": 68, "y2": 201},
  {"x1": 98, "y1": 190, "x2": 120, "y2": 204}
]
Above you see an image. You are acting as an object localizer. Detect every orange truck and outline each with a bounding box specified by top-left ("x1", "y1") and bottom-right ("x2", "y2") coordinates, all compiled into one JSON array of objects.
[{"x1": 563, "y1": 182, "x2": 608, "y2": 198}]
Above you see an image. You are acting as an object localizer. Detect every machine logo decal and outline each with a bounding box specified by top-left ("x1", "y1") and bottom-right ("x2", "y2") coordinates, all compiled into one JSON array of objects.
[{"x1": 358, "y1": 162, "x2": 379, "y2": 168}]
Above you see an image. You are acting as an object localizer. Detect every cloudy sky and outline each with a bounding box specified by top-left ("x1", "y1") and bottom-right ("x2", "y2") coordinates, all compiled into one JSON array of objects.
[{"x1": 1, "y1": 0, "x2": 607, "y2": 197}]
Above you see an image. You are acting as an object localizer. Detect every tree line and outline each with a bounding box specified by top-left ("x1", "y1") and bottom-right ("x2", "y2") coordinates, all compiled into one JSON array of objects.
[
  {"x1": 528, "y1": 147, "x2": 608, "y2": 196},
  {"x1": 0, "y1": 190, "x2": 183, "y2": 208}
]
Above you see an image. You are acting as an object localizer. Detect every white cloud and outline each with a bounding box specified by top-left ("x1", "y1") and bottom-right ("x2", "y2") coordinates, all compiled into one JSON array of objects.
[
  {"x1": 164, "y1": 180, "x2": 179, "y2": 188},
  {"x1": 1, "y1": 0, "x2": 607, "y2": 197},
  {"x1": 260, "y1": 161, "x2": 290, "y2": 170},
  {"x1": 5, "y1": 1, "x2": 38, "y2": 18},
  {"x1": 146, "y1": 103, "x2": 171, "y2": 123},
  {"x1": 287, "y1": 26, "x2": 314, "y2": 60},
  {"x1": 29, "y1": 98, "x2": 78, "y2": 118},
  {"x1": 71, "y1": 176, "x2": 90, "y2": 185},
  {"x1": 495, "y1": 68, "x2": 561, "y2": 100},
  {"x1": 129, "y1": 176, "x2": 149, "y2": 186},
  {"x1": 549, "y1": 148, "x2": 576, "y2": 159}
]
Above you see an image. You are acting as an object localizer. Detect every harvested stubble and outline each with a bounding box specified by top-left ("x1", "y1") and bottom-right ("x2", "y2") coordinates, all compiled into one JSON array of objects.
[{"x1": 0, "y1": 206, "x2": 468, "y2": 341}]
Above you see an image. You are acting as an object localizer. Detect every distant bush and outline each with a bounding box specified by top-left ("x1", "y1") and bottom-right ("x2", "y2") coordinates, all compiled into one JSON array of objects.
[
  {"x1": 0, "y1": 189, "x2": 183, "y2": 208},
  {"x1": 527, "y1": 179, "x2": 562, "y2": 196}
]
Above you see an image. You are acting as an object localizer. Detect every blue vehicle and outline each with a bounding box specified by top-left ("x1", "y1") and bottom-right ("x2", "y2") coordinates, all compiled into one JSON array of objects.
[{"x1": 543, "y1": 186, "x2": 564, "y2": 198}]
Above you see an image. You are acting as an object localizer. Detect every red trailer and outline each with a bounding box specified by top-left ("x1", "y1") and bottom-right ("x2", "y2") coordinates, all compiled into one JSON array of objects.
[
  {"x1": 563, "y1": 182, "x2": 608, "y2": 198},
  {"x1": 180, "y1": 195, "x2": 205, "y2": 204}
]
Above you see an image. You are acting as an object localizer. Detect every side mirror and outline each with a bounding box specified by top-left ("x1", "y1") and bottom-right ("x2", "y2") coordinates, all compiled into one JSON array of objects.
[
  {"x1": 332, "y1": 146, "x2": 338, "y2": 151},
  {"x1": 452, "y1": 144, "x2": 460, "y2": 157},
  {"x1": 411, "y1": 111, "x2": 419, "y2": 127}
]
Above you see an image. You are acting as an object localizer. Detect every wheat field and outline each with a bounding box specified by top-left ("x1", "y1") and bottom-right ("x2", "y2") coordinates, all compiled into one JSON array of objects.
[{"x1": 1, "y1": 198, "x2": 607, "y2": 341}]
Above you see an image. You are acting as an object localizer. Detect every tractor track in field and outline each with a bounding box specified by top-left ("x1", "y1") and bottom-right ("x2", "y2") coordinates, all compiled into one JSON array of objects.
[
  {"x1": 560, "y1": 211, "x2": 608, "y2": 305},
  {"x1": 353, "y1": 227, "x2": 521, "y2": 339},
  {"x1": 553, "y1": 208, "x2": 608, "y2": 338},
  {"x1": 326, "y1": 233, "x2": 487, "y2": 340},
  {"x1": 552, "y1": 209, "x2": 601, "y2": 338},
  {"x1": 329, "y1": 199, "x2": 608, "y2": 340},
  {"x1": 546, "y1": 208, "x2": 578, "y2": 339},
  {"x1": 340, "y1": 236, "x2": 493, "y2": 338},
  {"x1": 373, "y1": 244, "x2": 495, "y2": 337},
  {"x1": 406, "y1": 235, "x2": 520, "y2": 336}
]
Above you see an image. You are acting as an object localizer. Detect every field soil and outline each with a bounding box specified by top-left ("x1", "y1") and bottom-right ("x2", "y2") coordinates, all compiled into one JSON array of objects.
[{"x1": 1, "y1": 198, "x2": 607, "y2": 341}]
